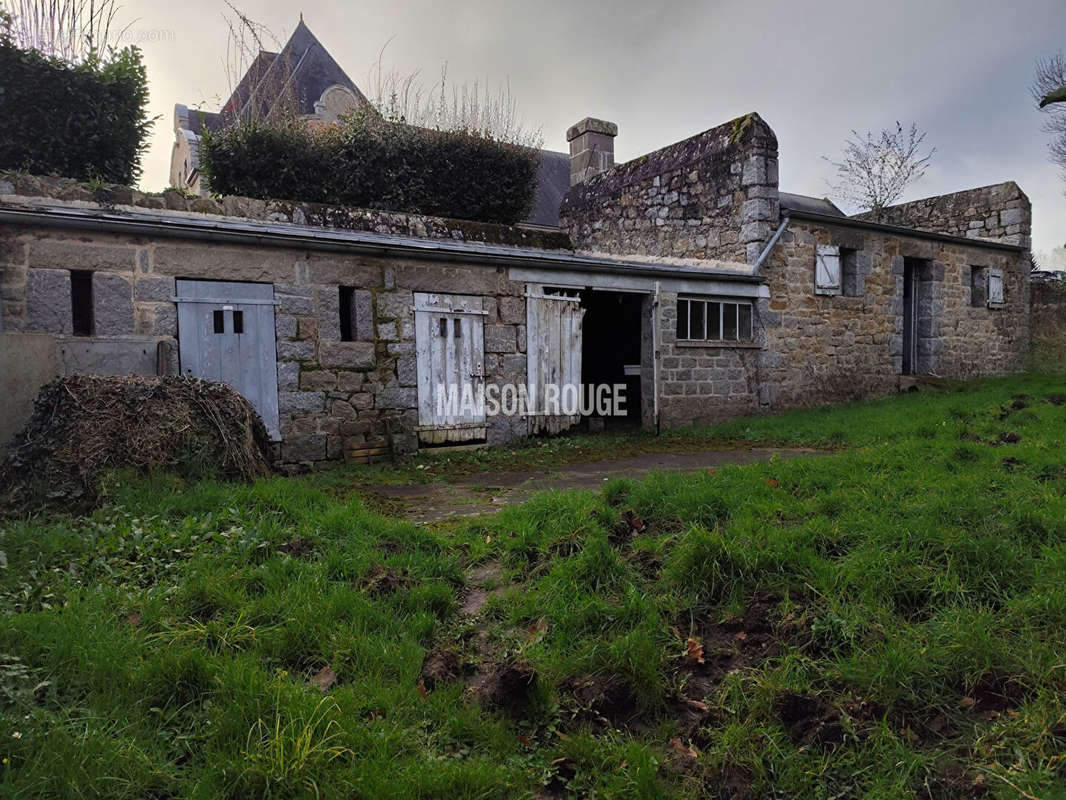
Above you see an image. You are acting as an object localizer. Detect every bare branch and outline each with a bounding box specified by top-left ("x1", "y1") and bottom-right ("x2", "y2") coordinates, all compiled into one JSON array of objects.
[
  {"x1": 824, "y1": 122, "x2": 935, "y2": 215},
  {"x1": 1032, "y1": 52, "x2": 1066, "y2": 179}
]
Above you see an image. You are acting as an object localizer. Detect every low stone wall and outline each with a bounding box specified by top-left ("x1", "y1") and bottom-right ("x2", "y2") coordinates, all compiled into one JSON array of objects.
[
  {"x1": 561, "y1": 113, "x2": 779, "y2": 264},
  {"x1": 855, "y1": 182, "x2": 1031, "y2": 249},
  {"x1": 1030, "y1": 280, "x2": 1066, "y2": 371},
  {"x1": 0, "y1": 172, "x2": 571, "y2": 251}
]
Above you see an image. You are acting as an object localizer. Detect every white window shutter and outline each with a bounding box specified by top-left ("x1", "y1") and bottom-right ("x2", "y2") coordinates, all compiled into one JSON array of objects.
[
  {"x1": 987, "y1": 269, "x2": 1004, "y2": 306},
  {"x1": 815, "y1": 245, "x2": 841, "y2": 295}
]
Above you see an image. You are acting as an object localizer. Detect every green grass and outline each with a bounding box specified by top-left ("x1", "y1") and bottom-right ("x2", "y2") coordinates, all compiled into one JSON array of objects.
[{"x1": 2, "y1": 373, "x2": 1066, "y2": 798}]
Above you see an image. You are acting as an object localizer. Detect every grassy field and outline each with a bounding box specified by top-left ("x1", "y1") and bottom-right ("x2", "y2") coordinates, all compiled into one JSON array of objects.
[{"x1": 2, "y1": 374, "x2": 1066, "y2": 799}]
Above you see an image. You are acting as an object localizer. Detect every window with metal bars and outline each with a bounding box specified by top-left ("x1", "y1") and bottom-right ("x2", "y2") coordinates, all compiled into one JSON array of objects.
[{"x1": 676, "y1": 297, "x2": 753, "y2": 342}]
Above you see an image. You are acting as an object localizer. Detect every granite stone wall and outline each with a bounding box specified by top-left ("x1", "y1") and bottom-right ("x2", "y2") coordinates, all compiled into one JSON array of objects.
[
  {"x1": 1029, "y1": 280, "x2": 1066, "y2": 370},
  {"x1": 855, "y1": 182, "x2": 1031, "y2": 249},
  {"x1": 0, "y1": 223, "x2": 531, "y2": 470},
  {"x1": 560, "y1": 113, "x2": 779, "y2": 264},
  {"x1": 757, "y1": 219, "x2": 1029, "y2": 409}
]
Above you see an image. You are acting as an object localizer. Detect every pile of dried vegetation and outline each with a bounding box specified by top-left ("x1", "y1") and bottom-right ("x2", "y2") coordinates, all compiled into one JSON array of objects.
[{"x1": 1, "y1": 375, "x2": 273, "y2": 510}]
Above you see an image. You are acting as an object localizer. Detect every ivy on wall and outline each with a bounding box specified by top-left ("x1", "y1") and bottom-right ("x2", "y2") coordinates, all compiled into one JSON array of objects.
[{"x1": 201, "y1": 111, "x2": 540, "y2": 225}]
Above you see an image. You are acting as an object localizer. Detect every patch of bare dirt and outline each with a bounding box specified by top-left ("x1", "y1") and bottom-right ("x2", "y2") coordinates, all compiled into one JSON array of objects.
[
  {"x1": 1048, "y1": 393, "x2": 1066, "y2": 406},
  {"x1": 610, "y1": 509, "x2": 647, "y2": 546},
  {"x1": 678, "y1": 592, "x2": 809, "y2": 704},
  {"x1": 962, "y1": 671, "x2": 1032, "y2": 718},
  {"x1": 420, "y1": 647, "x2": 462, "y2": 691},
  {"x1": 459, "y1": 561, "x2": 505, "y2": 617},
  {"x1": 560, "y1": 674, "x2": 642, "y2": 727},
  {"x1": 473, "y1": 657, "x2": 538, "y2": 714},
  {"x1": 358, "y1": 564, "x2": 411, "y2": 596},
  {"x1": 773, "y1": 691, "x2": 846, "y2": 750},
  {"x1": 919, "y1": 764, "x2": 990, "y2": 799},
  {"x1": 278, "y1": 538, "x2": 314, "y2": 558}
]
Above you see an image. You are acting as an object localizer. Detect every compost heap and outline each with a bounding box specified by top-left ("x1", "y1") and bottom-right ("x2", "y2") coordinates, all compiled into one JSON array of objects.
[{"x1": 1, "y1": 374, "x2": 274, "y2": 508}]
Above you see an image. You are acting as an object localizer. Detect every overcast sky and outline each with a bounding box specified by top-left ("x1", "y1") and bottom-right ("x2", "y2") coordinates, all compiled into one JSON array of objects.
[{"x1": 123, "y1": 0, "x2": 1065, "y2": 257}]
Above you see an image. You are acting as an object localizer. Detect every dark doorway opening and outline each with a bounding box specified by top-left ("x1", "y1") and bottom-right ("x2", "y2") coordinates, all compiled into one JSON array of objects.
[{"x1": 580, "y1": 290, "x2": 644, "y2": 428}]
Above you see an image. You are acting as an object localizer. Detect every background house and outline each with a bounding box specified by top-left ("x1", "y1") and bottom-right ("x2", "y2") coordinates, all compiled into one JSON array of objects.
[{"x1": 169, "y1": 20, "x2": 571, "y2": 229}]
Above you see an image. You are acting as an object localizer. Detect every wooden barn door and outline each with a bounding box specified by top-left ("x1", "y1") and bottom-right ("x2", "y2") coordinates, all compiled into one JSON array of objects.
[
  {"x1": 175, "y1": 279, "x2": 280, "y2": 440},
  {"x1": 526, "y1": 286, "x2": 584, "y2": 435},
  {"x1": 414, "y1": 292, "x2": 487, "y2": 445}
]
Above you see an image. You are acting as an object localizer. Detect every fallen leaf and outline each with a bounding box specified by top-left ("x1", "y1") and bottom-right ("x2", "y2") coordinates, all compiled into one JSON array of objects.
[
  {"x1": 959, "y1": 696, "x2": 976, "y2": 709},
  {"x1": 417, "y1": 680, "x2": 428, "y2": 699},
  {"x1": 684, "y1": 637, "x2": 705, "y2": 666},
  {"x1": 517, "y1": 734, "x2": 532, "y2": 747},
  {"x1": 124, "y1": 612, "x2": 142, "y2": 627},
  {"x1": 682, "y1": 698, "x2": 710, "y2": 713},
  {"x1": 669, "y1": 737, "x2": 699, "y2": 759},
  {"x1": 311, "y1": 665, "x2": 337, "y2": 693},
  {"x1": 764, "y1": 478, "x2": 780, "y2": 487},
  {"x1": 525, "y1": 619, "x2": 549, "y2": 643},
  {"x1": 670, "y1": 626, "x2": 682, "y2": 639},
  {"x1": 735, "y1": 631, "x2": 748, "y2": 641}
]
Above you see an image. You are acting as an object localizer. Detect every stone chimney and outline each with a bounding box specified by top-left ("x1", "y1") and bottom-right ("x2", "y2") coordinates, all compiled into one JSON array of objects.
[{"x1": 567, "y1": 117, "x2": 617, "y2": 186}]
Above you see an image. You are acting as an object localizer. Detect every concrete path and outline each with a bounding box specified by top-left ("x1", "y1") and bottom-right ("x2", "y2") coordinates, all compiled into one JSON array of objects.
[{"x1": 368, "y1": 447, "x2": 827, "y2": 524}]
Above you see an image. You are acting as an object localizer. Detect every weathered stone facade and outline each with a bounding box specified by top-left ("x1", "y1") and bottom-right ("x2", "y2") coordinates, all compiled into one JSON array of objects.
[
  {"x1": 0, "y1": 222, "x2": 536, "y2": 467},
  {"x1": 0, "y1": 108, "x2": 1037, "y2": 465},
  {"x1": 855, "y1": 183, "x2": 1032, "y2": 249},
  {"x1": 561, "y1": 113, "x2": 779, "y2": 264}
]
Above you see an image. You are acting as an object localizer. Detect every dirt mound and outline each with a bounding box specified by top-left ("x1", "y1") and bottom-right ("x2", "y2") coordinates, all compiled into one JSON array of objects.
[
  {"x1": 773, "y1": 691, "x2": 845, "y2": 749},
  {"x1": 420, "y1": 648, "x2": 462, "y2": 690},
  {"x1": 475, "y1": 658, "x2": 537, "y2": 713},
  {"x1": 1, "y1": 374, "x2": 273, "y2": 510}
]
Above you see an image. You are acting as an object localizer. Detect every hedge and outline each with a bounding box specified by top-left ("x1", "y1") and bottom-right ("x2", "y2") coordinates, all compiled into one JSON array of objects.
[
  {"x1": 200, "y1": 112, "x2": 540, "y2": 225},
  {"x1": 0, "y1": 36, "x2": 152, "y2": 184}
]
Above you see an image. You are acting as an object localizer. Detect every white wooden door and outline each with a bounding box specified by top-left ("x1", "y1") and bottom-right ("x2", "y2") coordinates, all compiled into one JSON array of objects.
[
  {"x1": 526, "y1": 286, "x2": 584, "y2": 435},
  {"x1": 414, "y1": 292, "x2": 487, "y2": 445},
  {"x1": 175, "y1": 279, "x2": 280, "y2": 440}
]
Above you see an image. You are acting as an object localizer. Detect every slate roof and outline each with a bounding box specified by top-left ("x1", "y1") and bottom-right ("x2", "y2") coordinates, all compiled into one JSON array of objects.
[
  {"x1": 223, "y1": 21, "x2": 369, "y2": 122},
  {"x1": 779, "y1": 192, "x2": 845, "y2": 217},
  {"x1": 529, "y1": 150, "x2": 570, "y2": 227}
]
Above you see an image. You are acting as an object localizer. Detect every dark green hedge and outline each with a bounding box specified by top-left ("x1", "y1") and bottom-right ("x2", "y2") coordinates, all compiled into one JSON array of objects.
[
  {"x1": 0, "y1": 37, "x2": 152, "y2": 184},
  {"x1": 200, "y1": 113, "x2": 539, "y2": 225}
]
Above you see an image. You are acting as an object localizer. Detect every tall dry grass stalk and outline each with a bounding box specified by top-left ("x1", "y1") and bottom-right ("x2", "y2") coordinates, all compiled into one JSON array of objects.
[
  {"x1": 1, "y1": 0, "x2": 129, "y2": 62},
  {"x1": 370, "y1": 53, "x2": 543, "y2": 148}
]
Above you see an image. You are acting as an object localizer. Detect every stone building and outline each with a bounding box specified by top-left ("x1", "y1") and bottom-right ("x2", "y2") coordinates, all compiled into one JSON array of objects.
[{"x1": 0, "y1": 111, "x2": 1031, "y2": 467}]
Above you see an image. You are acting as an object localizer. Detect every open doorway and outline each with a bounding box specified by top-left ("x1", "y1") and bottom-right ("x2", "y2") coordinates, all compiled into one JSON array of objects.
[{"x1": 580, "y1": 290, "x2": 644, "y2": 428}]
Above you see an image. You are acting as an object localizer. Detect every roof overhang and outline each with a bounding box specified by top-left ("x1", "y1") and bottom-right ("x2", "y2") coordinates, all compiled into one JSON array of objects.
[{"x1": 0, "y1": 201, "x2": 765, "y2": 284}]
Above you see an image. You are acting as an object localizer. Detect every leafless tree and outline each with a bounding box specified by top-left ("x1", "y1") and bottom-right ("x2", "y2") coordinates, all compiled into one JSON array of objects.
[
  {"x1": 1032, "y1": 53, "x2": 1066, "y2": 177},
  {"x1": 825, "y1": 122, "x2": 935, "y2": 215},
  {"x1": 1, "y1": 0, "x2": 129, "y2": 62}
]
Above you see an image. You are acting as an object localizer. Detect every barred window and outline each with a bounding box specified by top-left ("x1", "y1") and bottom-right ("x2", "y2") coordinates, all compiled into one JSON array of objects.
[{"x1": 676, "y1": 297, "x2": 753, "y2": 342}]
